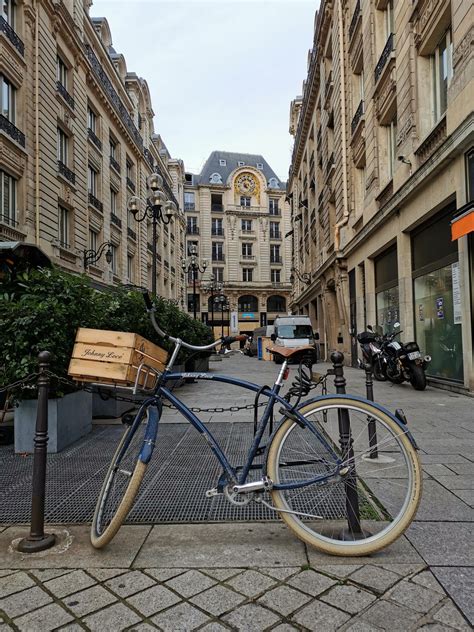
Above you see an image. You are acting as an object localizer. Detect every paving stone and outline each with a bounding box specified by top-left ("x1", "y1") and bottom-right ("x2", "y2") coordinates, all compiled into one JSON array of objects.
[
  {"x1": 199, "y1": 624, "x2": 229, "y2": 631},
  {"x1": 127, "y1": 624, "x2": 158, "y2": 632},
  {"x1": 411, "y1": 570, "x2": 446, "y2": 594},
  {"x1": 360, "y1": 599, "x2": 422, "y2": 630},
  {"x1": 259, "y1": 567, "x2": 301, "y2": 581},
  {"x1": 85, "y1": 568, "x2": 128, "y2": 582},
  {"x1": 105, "y1": 570, "x2": 156, "y2": 598},
  {"x1": 0, "y1": 624, "x2": 13, "y2": 631},
  {"x1": 420, "y1": 455, "x2": 469, "y2": 465},
  {"x1": 318, "y1": 564, "x2": 362, "y2": 578},
  {"x1": 387, "y1": 580, "x2": 444, "y2": 613},
  {"x1": 223, "y1": 603, "x2": 280, "y2": 631},
  {"x1": 406, "y1": 523, "x2": 474, "y2": 566},
  {"x1": 434, "y1": 476, "x2": 474, "y2": 490},
  {"x1": 349, "y1": 565, "x2": 401, "y2": 593},
  {"x1": 225, "y1": 569, "x2": 276, "y2": 597},
  {"x1": 432, "y1": 567, "x2": 474, "y2": 626},
  {"x1": 292, "y1": 599, "x2": 351, "y2": 631},
  {"x1": 433, "y1": 600, "x2": 472, "y2": 631},
  {"x1": 144, "y1": 568, "x2": 186, "y2": 582},
  {"x1": 418, "y1": 624, "x2": 457, "y2": 631},
  {"x1": 199, "y1": 568, "x2": 241, "y2": 581},
  {"x1": 83, "y1": 602, "x2": 142, "y2": 631},
  {"x1": 423, "y1": 464, "x2": 456, "y2": 477},
  {"x1": 343, "y1": 621, "x2": 382, "y2": 631},
  {"x1": 29, "y1": 569, "x2": 71, "y2": 582},
  {"x1": 127, "y1": 584, "x2": 181, "y2": 617},
  {"x1": 271, "y1": 625, "x2": 300, "y2": 631},
  {"x1": 415, "y1": 481, "x2": 474, "y2": 521},
  {"x1": 320, "y1": 584, "x2": 377, "y2": 614},
  {"x1": 190, "y1": 584, "x2": 245, "y2": 616},
  {"x1": 379, "y1": 563, "x2": 426, "y2": 577},
  {"x1": 258, "y1": 584, "x2": 311, "y2": 616},
  {"x1": 452, "y1": 490, "x2": 474, "y2": 507},
  {"x1": 165, "y1": 569, "x2": 216, "y2": 597},
  {"x1": 63, "y1": 584, "x2": 117, "y2": 617},
  {"x1": 57, "y1": 624, "x2": 85, "y2": 631},
  {"x1": 44, "y1": 569, "x2": 96, "y2": 598},
  {"x1": 0, "y1": 572, "x2": 35, "y2": 598},
  {"x1": 0, "y1": 585, "x2": 52, "y2": 618},
  {"x1": 445, "y1": 463, "x2": 474, "y2": 476},
  {"x1": 0, "y1": 571, "x2": 16, "y2": 579},
  {"x1": 151, "y1": 601, "x2": 211, "y2": 630},
  {"x1": 14, "y1": 603, "x2": 74, "y2": 632},
  {"x1": 288, "y1": 569, "x2": 337, "y2": 596}
]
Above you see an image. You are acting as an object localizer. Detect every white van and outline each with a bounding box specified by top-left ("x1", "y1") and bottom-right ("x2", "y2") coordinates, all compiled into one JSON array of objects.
[{"x1": 271, "y1": 315, "x2": 318, "y2": 362}]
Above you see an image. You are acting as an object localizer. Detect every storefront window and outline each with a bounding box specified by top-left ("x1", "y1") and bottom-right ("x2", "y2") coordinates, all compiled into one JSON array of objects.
[{"x1": 376, "y1": 286, "x2": 399, "y2": 335}]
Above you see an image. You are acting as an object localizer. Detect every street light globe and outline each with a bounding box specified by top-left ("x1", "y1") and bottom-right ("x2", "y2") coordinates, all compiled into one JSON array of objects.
[
  {"x1": 105, "y1": 249, "x2": 113, "y2": 264},
  {"x1": 127, "y1": 196, "x2": 141, "y2": 214},
  {"x1": 148, "y1": 189, "x2": 167, "y2": 207},
  {"x1": 164, "y1": 200, "x2": 177, "y2": 217},
  {"x1": 147, "y1": 173, "x2": 163, "y2": 192}
]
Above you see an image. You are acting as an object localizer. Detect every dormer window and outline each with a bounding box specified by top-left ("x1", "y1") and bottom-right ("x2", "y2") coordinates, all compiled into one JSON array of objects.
[
  {"x1": 268, "y1": 177, "x2": 280, "y2": 189},
  {"x1": 210, "y1": 172, "x2": 223, "y2": 184},
  {"x1": 238, "y1": 161, "x2": 245, "y2": 167},
  {"x1": 219, "y1": 159, "x2": 227, "y2": 166},
  {"x1": 256, "y1": 163, "x2": 264, "y2": 170}
]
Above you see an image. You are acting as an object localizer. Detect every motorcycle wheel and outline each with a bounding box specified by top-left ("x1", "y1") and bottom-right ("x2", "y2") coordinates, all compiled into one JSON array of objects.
[
  {"x1": 373, "y1": 360, "x2": 387, "y2": 381},
  {"x1": 410, "y1": 365, "x2": 427, "y2": 391}
]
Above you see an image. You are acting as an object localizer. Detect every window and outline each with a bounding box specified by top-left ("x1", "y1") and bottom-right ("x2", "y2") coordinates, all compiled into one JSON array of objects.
[
  {"x1": 209, "y1": 172, "x2": 222, "y2": 184},
  {"x1": 110, "y1": 188, "x2": 118, "y2": 215},
  {"x1": 239, "y1": 295, "x2": 258, "y2": 312},
  {"x1": 184, "y1": 191, "x2": 195, "y2": 210},
  {"x1": 241, "y1": 219, "x2": 252, "y2": 232},
  {"x1": 109, "y1": 137, "x2": 117, "y2": 159},
  {"x1": 384, "y1": 0, "x2": 393, "y2": 39},
  {"x1": 88, "y1": 165, "x2": 97, "y2": 196},
  {"x1": 187, "y1": 293, "x2": 200, "y2": 313},
  {"x1": 212, "y1": 242, "x2": 224, "y2": 261},
  {"x1": 219, "y1": 159, "x2": 227, "y2": 166},
  {"x1": 187, "y1": 216, "x2": 198, "y2": 234},
  {"x1": 387, "y1": 119, "x2": 397, "y2": 180},
  {"x1": 270, "y1": 221, "x2": 280, "y2": 238},
  {"x1": 212, "y1": 267, "x2": 224, "y2": 282},
  {"x1": 0, "y1": 75, "x2": 15, "y2": 123},
  {"x1": 242, "y1": 268, "x2": 253, "y2": 282},
  {"x1": 87, "y1": 107, "x2": 97, "y2": 133},
  {"x1": 185, "y1": 173, "x2": 193, "y2": 184},
  {"x1": 267, "y1": 295, "x2": 286, "y2": 312},
  {"x1": 187, "y1": 240, "x2": 198, "y2": 255},
  {"x1": 126, "y1": 159, "x2": 134, "y2": 184},
  {"x1": 271, "y1": 269, "x2": 281, "y2": 283},
  {"x1": 242, "y1": 243, "x2": 253, "y2": 258},
  {"x1": 89, "y1": 228, "x2": 97, "y2": 253},
  {"x1": 127, "y1": 254, "x2": 134, "y2": 281},
  {"x1": 240, "y1": 196, "x2": 251, "y2": 207},
  {"x1": 211, "y1": 193, "x2": 223, "y2": 211},
  {"x1": 57, "y1": 128, "x2": 68, "y2": 164},
  {"x1": 58, "y1": 205, "x2": 69, "y2": 248},
  {"x1": 269, "y1": 198, "x2": 279, "y2": 215},
  {"x1": 212, "y1": 218, "x2": 223, "y2": 236},
  {"x1": 268, "y1": 177, "x2": 280, "y2": 189},
  {"x1": 270, "y1": 244, "x2": 281, "y2": 263},
  {"x1": 110, "y1": 244, "x2": 118, "y2": 274},
  {"x1": 238, "y1": 161, "x2": 245, "y2": 167},
  {"x1": 432, "y1": 29, "x2": 453, "y2": 122},
  {"x1": 56, "y1": 55, "x2": 68, "y2": 89},
  {"x1": 1, "y1": 0, "x2": 16, "y2": 27},
  {"x1": 0, "y1": 169, "x2": 16, "y2": 225},
  {"x1": 256, "y1": 163, "x2": 264, "y2": 169}
]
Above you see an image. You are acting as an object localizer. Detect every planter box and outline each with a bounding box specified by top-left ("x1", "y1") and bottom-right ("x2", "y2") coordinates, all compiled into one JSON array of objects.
[
  {"x1": 185, "y1": 356, "x2": 210, "y2": 372},
  {"x1": 92, "y1": 390, "x2": 134, "y2": 419},
  {"x1": 14, "y1": 390, "x2": 92, "y2": 453}
]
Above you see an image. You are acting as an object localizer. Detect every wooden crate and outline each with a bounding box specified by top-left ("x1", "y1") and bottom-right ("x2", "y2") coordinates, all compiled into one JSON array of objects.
[{"x1": 68, "y1": 328, "x2": 168, "y2": 388}]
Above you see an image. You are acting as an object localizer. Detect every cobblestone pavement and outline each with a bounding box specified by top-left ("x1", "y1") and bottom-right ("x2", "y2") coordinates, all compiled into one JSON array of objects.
[{"x1": 1, "y1": 354, "x2": 473, "y2": 630}]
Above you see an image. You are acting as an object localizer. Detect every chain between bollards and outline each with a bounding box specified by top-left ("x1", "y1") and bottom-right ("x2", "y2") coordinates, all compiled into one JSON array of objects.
[
  {"x1": 17, "y1": 351, "x2": 56, "y2": 553},
  {"x1": 330, "y1": 351, "x2": 363, "y2": 539}
]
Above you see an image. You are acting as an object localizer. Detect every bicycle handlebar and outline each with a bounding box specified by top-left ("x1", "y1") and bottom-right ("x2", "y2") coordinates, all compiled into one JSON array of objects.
[{"x1": 143, "y1": 292, "x2": 247, "y2": 352}]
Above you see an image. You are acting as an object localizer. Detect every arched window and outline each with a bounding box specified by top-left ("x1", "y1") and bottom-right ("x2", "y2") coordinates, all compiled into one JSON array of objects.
[
  {"x1": 238, "y1": 295, "x2": 258, "y2": 312},
  {"x1": 268, "y1": 177, "x2": 280, "y2": 189},
  {"x1": 209, "y1": 172, "x2": 223, "y2": 184},
  {"x1": 267, "y1": 295, "x2": 286, "y2": 312}
]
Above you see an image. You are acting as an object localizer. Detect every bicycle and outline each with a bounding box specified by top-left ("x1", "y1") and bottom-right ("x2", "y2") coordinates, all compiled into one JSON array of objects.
[{"x1": 90, "y1": 293, "x2": 422, "y2": 556}]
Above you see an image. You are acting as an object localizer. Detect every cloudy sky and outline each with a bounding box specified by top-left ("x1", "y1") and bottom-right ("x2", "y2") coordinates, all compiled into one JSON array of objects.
[{"x1": 90, "y1": 1, "x2": 317, "y2": 181}]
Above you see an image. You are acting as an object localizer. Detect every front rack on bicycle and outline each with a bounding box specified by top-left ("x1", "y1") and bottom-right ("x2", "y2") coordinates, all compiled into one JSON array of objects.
[{"x1": 68, "y1": 327, "x2": 168, "y2": 393}]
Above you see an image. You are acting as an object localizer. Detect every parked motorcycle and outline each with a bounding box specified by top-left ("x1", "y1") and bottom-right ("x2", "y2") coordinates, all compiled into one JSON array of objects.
[
  {"x1": 356, "y1": 329, "x2": 387, "y2": 381},
  {"x1": 358, "y1": 324, "x2": 431, "y2": 391}
]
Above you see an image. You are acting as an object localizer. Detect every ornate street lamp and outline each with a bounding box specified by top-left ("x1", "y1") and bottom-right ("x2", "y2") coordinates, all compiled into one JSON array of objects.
[
  {"x1": 83, "y1": 241, "x2": 113, "y2": 269},
  {"x1": 127, "y1": 173, "x2": 177, "y2": 296},
  {"x1": 290, "y1": 266, "x2": 311, "y2": 284},
  {"x1": 202, "y1": 274, "x2": 223, "y2": 333},
  {"x1": 214, "y1": 293, "x2": 229, "y2": 338},
  {"x1": 181, "y1": 244, "x2": 207, "y2": 319}
]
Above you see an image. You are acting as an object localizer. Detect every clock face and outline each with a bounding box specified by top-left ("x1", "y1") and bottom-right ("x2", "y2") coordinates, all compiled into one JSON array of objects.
[{"x1": 236, "y1": 174, "x2": 257, "y2": 195}]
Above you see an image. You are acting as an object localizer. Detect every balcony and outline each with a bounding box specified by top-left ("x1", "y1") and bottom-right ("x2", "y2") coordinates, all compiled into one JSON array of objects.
[
  {"x1": 326, "y1": 152, "x2": 335, "y2": 178},
  {"x1": 126, "y1": 177, "x2": 136, "y2": 192},
  {"x1": 241, "y1": 229, "x2": 255, "y2": 236},
  {"x1": 349, "y1": 0, "x2": 361, "y2": 41},
  {"x1": 57, "y1": 160, "x2": 76, "y2": 185},
  {"x1": 351, "y1": 100, "x2": 364, "y2": 136},
  {"x1": 211, "y1": 203, "x2": 223, "y2": 212},
  {"x1": 324, "y1": 71, "x2": 334, "y2": 110},
  {"x1": 268, "y1": 208, "x2": 280, "y2": 216},
  {"x1": 269, "y1": 231, "x2": 281, "y2": 240},
  {"x1": 375, "y1": 33, "x2": 394, "y2": 84},
  {"x1": 143, "y1": 148, "x2": 154, "y2": 170},
  {"x1": 211, "y1": 229, "x2": 225, "y2": 237},
  {"x1": 127, "y1": 226, "x2": 137, "y2": 240},
  {"x1": 241, "y1": 254, "x2": 256, "y2": 262},
  {"x1": 270, "y1": 256, "x2": 283, "y2": 264},
  {"x1": 110, "y1": 155, "x2": 120, "y2": 173},
  {"x1": 56, "y1": 81, "x2": 75, "y2": 110},
  {"x1": 186, "y1": 226, "x2": 200, "y2": 235},
  {"x1": 0, "y1": 16, "x2": 24, "y2": 56},
  {"x1": 212, "y1": 255, "x2": 225, "y2": 262},
  {"x1": 0, "y1": 114, "x2": 25, "y2": 147},
  {"x1": 88, "y1": 127, "x2": 102, "y2": 151},
  {"x1": 111, "y1": 213, "x2": 122, "y2": 229},
  {"x1": 184, "y1": 202, "x2": 195, "y2": 211},
  {"x1": 88, "y1": 192, "x2": 103, "y2": 212}
]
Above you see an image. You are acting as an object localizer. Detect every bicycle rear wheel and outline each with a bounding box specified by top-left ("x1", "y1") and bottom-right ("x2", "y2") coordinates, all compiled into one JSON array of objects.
[
  {"x1": 267, "y1": 397, "x2": 421, "y2": 556},
  {"x1": 91, "y1": 408, "x2": 149, "y2": 549}
]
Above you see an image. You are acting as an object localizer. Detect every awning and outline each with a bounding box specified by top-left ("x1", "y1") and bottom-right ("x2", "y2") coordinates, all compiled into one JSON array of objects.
[{"x1": 451, "y1": 201, "x2": 474, "y2": 240}]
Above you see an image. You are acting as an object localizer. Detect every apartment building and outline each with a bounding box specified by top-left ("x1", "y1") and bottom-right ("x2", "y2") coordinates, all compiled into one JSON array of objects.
[
  {"x1": 183, "y1": 152, "x2": 291, "y2": 335},
  {"x1": 288, "y1": 0, "x2": 473, "y2": 392},
  {"x1": 0, "y1": 0, "x2": 185, "y2": 300}
]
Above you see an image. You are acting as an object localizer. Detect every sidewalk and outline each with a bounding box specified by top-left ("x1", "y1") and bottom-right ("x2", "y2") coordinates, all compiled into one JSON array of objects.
[{"x1": 1, "y1": 354, "x2": 472, "y2": 631}]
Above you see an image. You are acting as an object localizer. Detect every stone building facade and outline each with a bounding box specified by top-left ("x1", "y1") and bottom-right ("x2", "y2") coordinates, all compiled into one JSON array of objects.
[
  {"x1": 183, "y1": 151, "x2": 292, "y2": 336},
  {"x1": 0, "y1": 0, "x2": 185, "y2": 300},
  {"x1": 288, "y1": 0, "x2": 473, "y2": 391}
]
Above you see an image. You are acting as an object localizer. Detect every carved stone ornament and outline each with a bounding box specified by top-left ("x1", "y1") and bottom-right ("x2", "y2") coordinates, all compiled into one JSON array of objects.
[
  {"x1": 227, "y1": 215, "x2": 237, "y2": 238},
  {"x1": 396, "y1": 115, "x2": 415, "y2": 147},
  {"x1": 259, "y1": 217, "x2": 268, "y2": 237}
]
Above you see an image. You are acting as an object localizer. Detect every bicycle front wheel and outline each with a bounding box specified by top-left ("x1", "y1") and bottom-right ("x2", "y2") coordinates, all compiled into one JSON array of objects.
[
  {"x1": 91, "y1": 408, "x2": 149, "y2": 549},
  {"x1": 267, "y1": 397, "x2": 422, "y2": 556}
]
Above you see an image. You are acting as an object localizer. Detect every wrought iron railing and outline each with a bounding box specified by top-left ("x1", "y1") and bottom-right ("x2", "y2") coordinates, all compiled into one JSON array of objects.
[
  {"x1": 326, "y1": 153, "x2": 335, "y2": 176},
  {"x1": 56, "y1": 81, "x2": 75, "y2": 110},
  {"x1": 57, "y1": 160, "x2": 75, "y2": 185},
  {"x1": 0, "y1": 213, "x2": 18, "y2": 226},
  {"x1": 88, "y1": 127, "x2": 102, "y2": 151},
  {"x1": 88, "y1": 192, "x2": 103, "y2": 212},
  {"x1": 318, "y1": 191, "x2": 324, "y2": 207},
  {"x1": 211, "y1": 229, "x2": 224, "y2": 236},
  {"x1": 110, "y1": 155, "x2": 120, "y2": 173},
  {"x1": 0, "y1": 114, "x2": 25, "y2": 147},
  {"x1": 351, "y1": 100, "x2": 364, "y2": 135},
  {"x1": 127, "y1": 227, "x2": 137, "y2": 240},
  {"x1": 186, "y1": 227, "x2": 200, "y2": 234},
  {"x1": 270, "y1": 256, "x2": 283, "y2": 264},
  {"x1": 211, "y1": 203, "x2": 223, "y2": 212},
  {"x1": 111, "y1": 213, "x2": 122, "y2": 228},
  {"x1": 349, "y1": 0, "x2": 361, "y2": 40},
  {"x1": 0, "y1": 16, "x2": 24, "y2": 56},
  {"x1": 375, "y1": 33, "x2": 394, "y2": 84},
  {"x1": 269, "y1": 231, "x2": 282, "y2": 239},
  {"x1": 212, "y1": 255, "x2": 225, "y2": 262},
  {"x1": 143, "y1": 148, "x2": 154, "y2": 170},
  {"x1": 184, "y1": 203, "x2": 195, "y2": 211},
  {"x1": 126, "y1": 177, "x2": 136, "y2": 192}
]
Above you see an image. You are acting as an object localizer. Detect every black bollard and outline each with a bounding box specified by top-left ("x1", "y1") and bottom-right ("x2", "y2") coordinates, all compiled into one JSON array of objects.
[
  {"x1": 364, "y1": 362, "x2": 379, "y2": 459},
  {"x1": 330, "y1": 351, "x2": 363, "y2": 538},
  {"x1": 18, "y1": 352, "x2": 56, "y2": 553}
]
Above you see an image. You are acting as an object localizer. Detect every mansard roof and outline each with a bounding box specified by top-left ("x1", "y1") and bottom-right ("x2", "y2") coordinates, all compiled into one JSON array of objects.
[{"x1": 189, "y1": 151, "x2": 284, "y2": 188}]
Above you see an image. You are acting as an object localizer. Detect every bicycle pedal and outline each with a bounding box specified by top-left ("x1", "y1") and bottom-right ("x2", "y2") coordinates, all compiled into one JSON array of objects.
[{"x1": 205, "y1": 487, "x2": 221, "y2": 498}]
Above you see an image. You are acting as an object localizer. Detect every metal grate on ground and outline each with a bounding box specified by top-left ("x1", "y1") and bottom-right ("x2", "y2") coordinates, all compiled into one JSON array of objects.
[{"x1": 0, "y1": 422, "x2": 348, "y2": 525}]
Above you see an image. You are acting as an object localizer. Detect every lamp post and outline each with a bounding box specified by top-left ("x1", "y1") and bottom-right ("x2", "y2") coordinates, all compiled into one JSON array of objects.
[
  {"x1": 214, "y1": 293, "x2": 229, "y2": 338},
  {"x1": 290, "y1": 266, "x2": 311, "y2": 284},
  {"x1": 127, "y1": 173, "x2": 177, "y2": 296},
  {"x1": 83, "y1": 241, "x2": 114, "y2": 269},
  {"x1": 181, "y1": 245, "x2": 207, "y2": 319},
  {"x1": 202, "y1": 274, "x2": 223, "y2": 336}
]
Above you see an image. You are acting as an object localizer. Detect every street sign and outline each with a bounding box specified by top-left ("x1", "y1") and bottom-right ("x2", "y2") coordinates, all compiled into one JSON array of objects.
[{"x1": 230, "y1": 311, "x2": 239, "y2": 333}]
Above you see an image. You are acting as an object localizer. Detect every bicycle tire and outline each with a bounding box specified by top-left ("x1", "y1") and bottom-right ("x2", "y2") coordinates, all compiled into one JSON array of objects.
[
  {"x1": 267, "y1": 397, "x2": 422, "y2": 556},
  {"x1": 91, "y1": 410, "x2": 149, "y2": 549}
]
